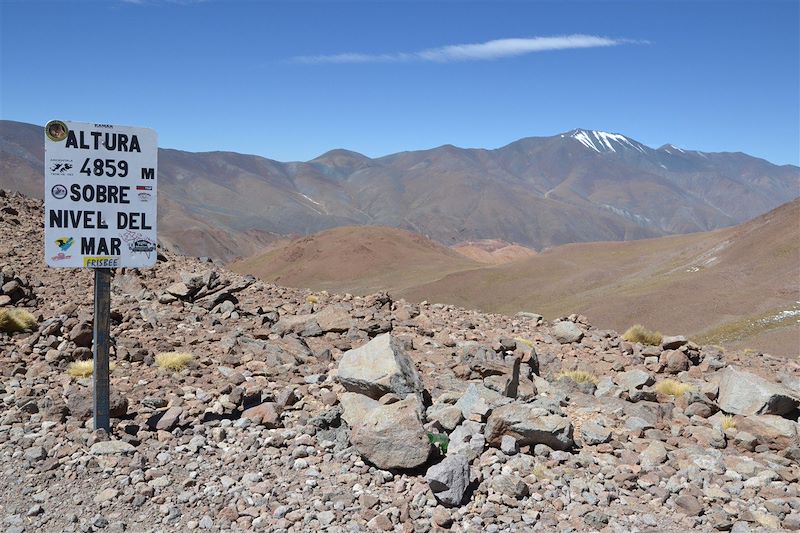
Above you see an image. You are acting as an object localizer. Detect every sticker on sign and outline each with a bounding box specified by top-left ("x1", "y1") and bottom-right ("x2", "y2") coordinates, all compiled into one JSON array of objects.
[{"x1": 44, "y1": 120, "x2": 157, "y2": 268}]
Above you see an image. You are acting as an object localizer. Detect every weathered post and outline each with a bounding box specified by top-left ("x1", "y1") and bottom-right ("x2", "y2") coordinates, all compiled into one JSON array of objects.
[{"x1": 93, "y1": 268, "x2": 112, "y2": 431}]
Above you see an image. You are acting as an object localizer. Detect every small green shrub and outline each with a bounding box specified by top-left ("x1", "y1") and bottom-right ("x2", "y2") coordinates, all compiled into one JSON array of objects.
[
  {"x1": 0, "y1": 309, "x2": 37, "y2": 333},
  {"x1": 427, "y1": 432, "x2": 449, "y2": 454},
  {"x1": 556, "y1": 370, "x2": 599, "y2": 385},
  {"x1": 655, "y1": 379, "x2": 695, "y2": 397},
  {"x1": 155, "y1": 352, "x2": 194, "y2": 371},
  {"x1": 622, "y1": 324, "x2": 662, "y2": 346}
]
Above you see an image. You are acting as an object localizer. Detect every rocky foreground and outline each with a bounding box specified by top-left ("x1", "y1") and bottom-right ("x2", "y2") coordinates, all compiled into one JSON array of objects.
[{"x1": 0, "y1": 189, "x2": 799, "y2": 533}]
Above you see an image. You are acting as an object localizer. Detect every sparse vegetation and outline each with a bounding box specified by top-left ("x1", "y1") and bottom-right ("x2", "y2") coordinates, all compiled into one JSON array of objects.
[
  {"x1": 427, "y1": 432, "x2": 449, "y2": 454},
  {"x1": 622, "y1": 324, "x2": 663, "y2": 346},
  {"x1": 556, "y1": 370, "x2": 599, "y2": 385},
  {"x1": 695, "y1": 303, "x2": 800, "y2": 346},
  {"x1": 0, "y1": 308, "x2": 37, "y2": 333},
  {"x1": 67, "y1": 360, "x2": 116, "y2": 378},
  {"x1": 721, "y1": 415, "x2": 736, "y2": 431},
  {"x1": 532, "y1": 465, "x2": 549, "y2": 480},
  {"x1": 655, "y1": 379, "x2": 695, "y2": 397},
  {"x1": 155, "y1": 352, "x2": 194, "y2": 371},
  {"x1": 514, "y1": 337, "x2": 534, "y2": 348},
  {"x1": 306, "y1": 294, "x2": 319, "y2": 304}
]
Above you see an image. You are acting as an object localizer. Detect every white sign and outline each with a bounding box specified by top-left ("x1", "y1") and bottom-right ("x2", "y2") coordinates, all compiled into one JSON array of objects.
[{"x1": 44, "y1": 120, "x2": 157, "y2": 268}]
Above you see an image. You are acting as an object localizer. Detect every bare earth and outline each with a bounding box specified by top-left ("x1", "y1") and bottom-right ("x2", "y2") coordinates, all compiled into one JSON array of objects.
[{"x1": 236, "y1": 200, "x2": 800, "y2": 358}]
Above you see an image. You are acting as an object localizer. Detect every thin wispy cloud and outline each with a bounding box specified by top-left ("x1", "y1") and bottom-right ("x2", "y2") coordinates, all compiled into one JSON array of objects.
[{"x1": 292, "y1": 34, "x2": 642, "y2": 65}]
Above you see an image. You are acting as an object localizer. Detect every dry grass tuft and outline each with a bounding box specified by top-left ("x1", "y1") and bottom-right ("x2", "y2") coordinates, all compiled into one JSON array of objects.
[
  {"x1": 532, "y1": 465, "x2": 549, "y2": 480},
  {"x1": 514, "y1": 337, "x2": 534, "y2": 348},
  {"x1": 557, "y1": 370, "x2": 599, "y2": 385},
  {"x1": 0, "y1": 309, "x2": 37, "y2": 333},
  {"x1": 306, "y1": 294, "x2": 319, "y2": 304},
  {"x1": 622, "y1": 324, "x2": 663, "y2": 346},
  {"x1": 155, "y1": 352, "x2": 194, "y2": 371},
  {"x1": 721, "y1": 415, "x2": 736, "y2": 431},
  {"x1": 67, "y1": 360, "x2": 116, "y2": 378},
  {"x1": 655, "y1": 379, "x2": 695, "y2": 397}
]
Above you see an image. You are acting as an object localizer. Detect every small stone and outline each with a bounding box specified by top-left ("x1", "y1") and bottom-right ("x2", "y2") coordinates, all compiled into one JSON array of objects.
[
  {"x1": 581, "y1": 421, "x2": 611, "y2": 445},
  {"x1": 93, "y1": 488, "x2": 119, "y2": 504},
  {"x1": 553, "y1": 321, "x2": 584, "y2": 344},
  {"x1": 500, "y1": 435, "x2": 519, "y2": 455},
  {"x1": 90, "y1": 440, "x2": 136, "y2": 455},
  {"x1": 24, "y1": 446, "x2": 47, "y2": 461},
  {"x1": 674, "y1": 494, "x2": 704, "y2": 516},
  {"x1": 489, "y1": 474, "x2": 529, "y2": 499}
]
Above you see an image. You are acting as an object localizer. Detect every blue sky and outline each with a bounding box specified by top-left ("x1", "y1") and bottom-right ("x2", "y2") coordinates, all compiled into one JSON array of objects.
[{"x1": 1, "y1": 0, "x2": 798, "y2": 165}]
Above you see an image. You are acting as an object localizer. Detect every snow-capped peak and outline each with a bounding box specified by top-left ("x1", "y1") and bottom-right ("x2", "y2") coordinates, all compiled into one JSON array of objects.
[
  {"x1": 660, "y1": 143, "x2": 685, "y2": 154},
  {"x1": 563, "y1": 129, "x2": 647, "y2": 154}
]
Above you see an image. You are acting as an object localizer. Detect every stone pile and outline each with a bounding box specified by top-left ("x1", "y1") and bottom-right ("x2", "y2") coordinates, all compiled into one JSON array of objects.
[{"x1": 0, "y1": 190, "x2": 798, "y2": 533}]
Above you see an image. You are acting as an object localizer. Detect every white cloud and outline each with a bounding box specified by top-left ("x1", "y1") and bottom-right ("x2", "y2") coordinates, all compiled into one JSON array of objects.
[{"x1": 293, "y1": 34, "x2": 641, "y2": 64}]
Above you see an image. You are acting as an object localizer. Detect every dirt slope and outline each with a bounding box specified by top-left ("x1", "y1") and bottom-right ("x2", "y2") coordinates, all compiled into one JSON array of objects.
[
  {"x1": 230, "y1": 225, "x2": 482, "y2": 294},
  {"x1": 236, "y1": 201, "x2": 800, "y2": 357},
  {"x1": 405, "y1": 199, "x2": 800, "y2": 356}
]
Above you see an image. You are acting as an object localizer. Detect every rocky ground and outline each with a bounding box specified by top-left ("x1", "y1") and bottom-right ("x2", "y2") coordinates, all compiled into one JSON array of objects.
[{"x1": 0, "y1": 189, "x2": 799, "y2": 533}]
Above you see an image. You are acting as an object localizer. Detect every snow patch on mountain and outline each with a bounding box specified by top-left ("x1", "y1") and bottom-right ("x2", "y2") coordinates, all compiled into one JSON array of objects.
[{"x1": 569, "y1": 129, "x2": 647, "y2": 154}]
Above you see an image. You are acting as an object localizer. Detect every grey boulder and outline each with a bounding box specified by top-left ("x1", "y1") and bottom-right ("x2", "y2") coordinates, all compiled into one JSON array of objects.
[
  {"x1": 350, "y1": 397, "x2": 431, "y2": 470},
  {"x1": 553, "y1": 321, "x2": 584, "y2": 344},
  {"x1": 336, "y1": 334, "x2": 425, "y2": 400},
  {"x1": 717, "y1": 366, "x2": 799, "y2": 416},
  {"x1": 425, "y1": 455, "x2": 471, "y2": 507},
  {"x1": 484, "y1": 403, "x2": 574, "y2": 450}
]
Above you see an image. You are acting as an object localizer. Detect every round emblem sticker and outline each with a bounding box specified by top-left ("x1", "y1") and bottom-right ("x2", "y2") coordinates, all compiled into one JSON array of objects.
[
  {"x1": 45, "y1": 120, "x2": 68, "y2": 142},
  {"x1": 51, "y1": 184, "x2": 68, "y2": 199}
]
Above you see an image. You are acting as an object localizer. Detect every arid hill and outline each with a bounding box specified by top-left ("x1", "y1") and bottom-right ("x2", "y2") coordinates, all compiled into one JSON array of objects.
[
  {"x1": 231, "y1": 225, "x2": 481, "y2": 294},
  {"x1": 238, "y1": 200, "x2": 800, "y2": 357},
  {"x1": 3, "y1": 120, "x2": 798, "y2": 262},
  {"x1": 451, "y1": 239, "x2": 537, "y2": 265}
]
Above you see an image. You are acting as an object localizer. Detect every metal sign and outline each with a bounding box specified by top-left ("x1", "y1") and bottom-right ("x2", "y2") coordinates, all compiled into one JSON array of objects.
[
  {"x1": 44, "y1": 120, "x2": 158, "y2": 269},
  {"x1": 44, "y1": 120, "x2": 157, "y2": 431}
]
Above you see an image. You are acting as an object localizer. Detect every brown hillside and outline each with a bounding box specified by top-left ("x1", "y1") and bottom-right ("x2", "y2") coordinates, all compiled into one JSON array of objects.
[
  {"x1": 405, "y1": 199, "x2": 800, "y2": 357},
  {"x1": 230, "y1": 225, "x2": 481, "y2": 294},
  {"x1": 236, "y1": 201, "x2": 800, "y2": 357},
  {"x1": 451, "y1": 240, "x2": 537, "y2": 264}
]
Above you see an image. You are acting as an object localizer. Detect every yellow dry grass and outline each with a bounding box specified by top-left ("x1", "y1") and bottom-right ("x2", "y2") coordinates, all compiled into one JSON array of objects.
[
  {"x1": 514, "y1": 337, "x2": 534, "y2": 348},
  {"x1": 0, "y1": 309, "x2": 37, "y2": 332},
  {"x1": 155, "y1": 352, "x2": 194, "y2": 371},
  {"x1": 67, "y1": 360, "x2": 116, "y2": 378},
  {"x1": 721, "y1": 415, "x2": 736, "y2": 431},
  {"x1": 306, "y1": 294, "x2": 319, "y2": 304},
  {"x1": 556, "y1": 370, "x2": 599, "y2": 385},
  {"x1": 622, "y1": 324, "x2": 663, "y2": 346},
  {"x1": 655, "y1": 379, "x2": 695, "y2": 397}
]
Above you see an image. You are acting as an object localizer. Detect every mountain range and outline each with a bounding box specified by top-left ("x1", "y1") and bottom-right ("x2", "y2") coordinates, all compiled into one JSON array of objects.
[{"x1": 2, "y1": 120, "x2": 798, "y2": 262}]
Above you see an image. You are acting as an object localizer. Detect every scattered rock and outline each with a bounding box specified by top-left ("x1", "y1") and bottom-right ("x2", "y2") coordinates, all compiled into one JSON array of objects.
[
  {"x1": 350, "y1": 397, "x2": 431, "y2": 469},
  {"x1": 336, "y1": 334, "x2": 425, "y2": 400},
  {"x1": 425, "y1": 455, "x2": 471, "y2": 507}
]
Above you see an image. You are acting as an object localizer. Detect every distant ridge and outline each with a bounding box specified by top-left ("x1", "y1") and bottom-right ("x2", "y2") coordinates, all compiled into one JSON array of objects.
[{"x1": 2, "y1": 119, "x2": 798, "y2": 262}]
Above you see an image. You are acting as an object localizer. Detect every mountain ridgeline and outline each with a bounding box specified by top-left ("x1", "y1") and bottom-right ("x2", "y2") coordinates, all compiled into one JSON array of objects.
[{"x1": 1, "y1": 120, "x2": 798, "y2": 262}]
